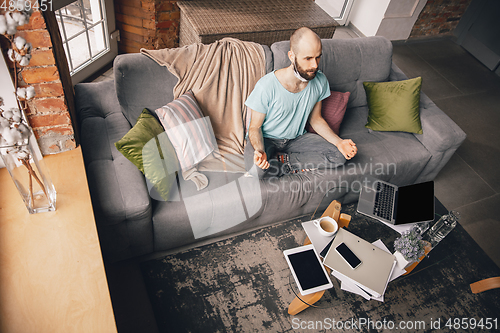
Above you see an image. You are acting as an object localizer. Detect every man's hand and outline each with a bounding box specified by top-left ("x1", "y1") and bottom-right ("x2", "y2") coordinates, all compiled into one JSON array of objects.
[
  {"x1": 308, "y1": 102, "x2": 358, "y2": 160},
  {"x1": 337, "y1": 139, "x2": 357, "y2": 160},
  {"x1": 254, "y1": 150, "x2": 270, "y2": 169}
]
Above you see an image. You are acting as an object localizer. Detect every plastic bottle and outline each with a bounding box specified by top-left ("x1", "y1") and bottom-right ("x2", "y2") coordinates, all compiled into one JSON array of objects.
[
  {"x1": 414, "y1": 221, "x2": 431, "y2": 235},
  {"x1": 424, "y1": 210, "x2": 460, "y2": 247}
]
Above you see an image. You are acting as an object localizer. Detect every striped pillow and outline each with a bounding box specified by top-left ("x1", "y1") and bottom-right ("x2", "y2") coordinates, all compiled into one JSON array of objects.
[{"x1": 156, "y1": 91, "x2": 216, "y2": 171}]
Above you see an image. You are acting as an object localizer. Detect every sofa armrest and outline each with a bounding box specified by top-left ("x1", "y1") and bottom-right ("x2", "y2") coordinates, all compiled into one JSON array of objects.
[
  {"x1": 413, "y1": 91, "x2": 466, "y2": 182},
  {"x1": 75, "y1": 80, "x2": 154, "y2": 261},
  {"x1": 416, "y1": 93, "x2": 466, "y2": 153},
  {"x1": 389, "y1": 62, "x2": 466, "y2": 182}
]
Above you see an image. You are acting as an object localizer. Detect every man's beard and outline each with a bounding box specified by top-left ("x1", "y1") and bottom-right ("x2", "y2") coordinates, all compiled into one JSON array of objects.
[{"x1": 293, "y1": 58, "x2": 317, "y2": 81}]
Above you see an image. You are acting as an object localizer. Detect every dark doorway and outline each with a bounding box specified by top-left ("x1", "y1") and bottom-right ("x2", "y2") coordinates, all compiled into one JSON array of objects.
[{"x1": 455, "y1": 0, "x2": 500, "y2": 76}]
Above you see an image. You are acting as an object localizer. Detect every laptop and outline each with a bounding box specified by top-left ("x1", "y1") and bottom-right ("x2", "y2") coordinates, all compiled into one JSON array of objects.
[{"x1": 357, "y1": 179, "x2": 434, "y2": 225}]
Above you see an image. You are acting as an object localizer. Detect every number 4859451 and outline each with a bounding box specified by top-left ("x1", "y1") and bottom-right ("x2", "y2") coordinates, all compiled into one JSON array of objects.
[
  {"x1": 1, "y1": 1, "x2": 53, "y2": 12},
  {"x1": 445, "y1": 318, "x2": 498, "y2": 330}
]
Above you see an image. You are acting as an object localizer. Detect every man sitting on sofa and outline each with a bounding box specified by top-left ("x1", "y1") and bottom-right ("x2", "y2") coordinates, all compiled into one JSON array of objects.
[{"x1": 244, "y1": 27, "x2": 358, "y2": 178}]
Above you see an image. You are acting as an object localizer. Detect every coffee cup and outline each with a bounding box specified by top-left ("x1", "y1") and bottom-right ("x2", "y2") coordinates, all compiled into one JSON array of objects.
[{"x1": 313, "y1": 216, "x2": 338, "y2": 237}]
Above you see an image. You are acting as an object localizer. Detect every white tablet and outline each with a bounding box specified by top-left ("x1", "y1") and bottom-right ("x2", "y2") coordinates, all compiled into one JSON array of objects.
[{"x1": 283, "y1": 244, "x2": 333, "y2": 295}]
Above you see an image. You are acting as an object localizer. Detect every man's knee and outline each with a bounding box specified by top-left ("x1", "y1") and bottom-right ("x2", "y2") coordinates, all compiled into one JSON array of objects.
[{"x1": 325, "y1": 149, "x2": 347, "y2": 168}]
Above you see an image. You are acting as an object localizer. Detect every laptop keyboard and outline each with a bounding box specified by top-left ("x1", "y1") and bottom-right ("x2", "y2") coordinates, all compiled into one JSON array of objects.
[{"x1": 373, "y1": 182, "x2": 395, "y2": 221}]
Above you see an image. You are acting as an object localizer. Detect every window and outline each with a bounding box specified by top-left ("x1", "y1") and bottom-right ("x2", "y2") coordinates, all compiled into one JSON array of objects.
[
  {"x1": 54, "y1": 0, "x2": 117, "y2": 84},
  {"x1": 316, "y1": 0, "x2": 356, "y2": 26}
]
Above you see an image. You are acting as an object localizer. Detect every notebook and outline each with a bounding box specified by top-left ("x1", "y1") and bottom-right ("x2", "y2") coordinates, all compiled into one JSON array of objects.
[
  {"x1": 357, "y1": 179, "x2": 434, "y2": 225},
  {"x1": 323, "y1": 228, "x2": 396, "y2": 297}
]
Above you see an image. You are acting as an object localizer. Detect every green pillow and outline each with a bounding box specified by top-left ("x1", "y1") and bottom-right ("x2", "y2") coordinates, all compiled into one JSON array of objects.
[
  {"x1": 363, "y1": 77, "x2": 423, "y2": 134},
  {"x1": 115, "y1": 109, "x2": 179, "y2": 201}
]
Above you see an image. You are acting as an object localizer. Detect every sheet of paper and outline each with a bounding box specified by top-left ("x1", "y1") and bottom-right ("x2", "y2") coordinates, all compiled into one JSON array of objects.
[
  {"x1": 302, "y1": 220, "x2": 336, "y2": 255},
  {"x1": 333, "y1": 269, "x2": 385, "y2": 302},
  {"x1": 371, "y1": 239, "x2": 406, "y2": 281},
  {"x1": 390, "y1": 252, "x2": 411, "y2": 281},
  {"x1": 378, "y1": 220, "x2": 415, "y2": 234},
  {"x1": 371, "y1": 239, "x2": 389, "y2": 252},
  {"x1": 341, "y1": 281, "x2": 372, "y2": 301},
  {"x1": 331, "y1": 267, "x2": 372, "y2": 300}
]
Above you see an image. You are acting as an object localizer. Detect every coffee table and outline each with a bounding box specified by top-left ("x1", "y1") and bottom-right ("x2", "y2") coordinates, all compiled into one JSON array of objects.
[{"x1": 288, "y1": 197, "x2": 451, "y2": 315}]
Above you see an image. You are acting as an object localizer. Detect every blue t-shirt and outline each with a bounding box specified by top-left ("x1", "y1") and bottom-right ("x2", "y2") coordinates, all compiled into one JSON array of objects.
[{"x1": 245, "y1": 70, "x2": 330, "y2": 139}]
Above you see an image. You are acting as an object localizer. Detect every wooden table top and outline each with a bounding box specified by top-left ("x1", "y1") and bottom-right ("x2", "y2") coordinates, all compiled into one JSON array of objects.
[{"x1": 0, "y1": 147, "x2": 116, "y2": 333}]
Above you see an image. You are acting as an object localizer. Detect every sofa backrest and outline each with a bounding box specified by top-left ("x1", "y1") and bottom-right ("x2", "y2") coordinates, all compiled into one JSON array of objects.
[
  {"x1": 115, "y1": 45, "x2": 274, "y2": 126},
  {"x1": 114, "y1": 53, "x2": 176, "y2": 126},
  {"x1": 270, "y1": 36, "x2": 393, "y2": 108}
]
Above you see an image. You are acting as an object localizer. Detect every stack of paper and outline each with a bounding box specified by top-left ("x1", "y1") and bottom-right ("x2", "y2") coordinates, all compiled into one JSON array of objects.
[
  {"x1": 302, "y1": 222, "x2": 407, "y2": 302},
  {"x1": 331, "y1": 239, "x2": 407, "y2": 301}
]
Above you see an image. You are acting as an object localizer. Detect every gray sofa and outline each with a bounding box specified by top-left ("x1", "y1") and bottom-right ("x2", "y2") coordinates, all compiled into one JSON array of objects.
[{"x1": 75, "y1": 37, "x2": 466, "y2": 262}]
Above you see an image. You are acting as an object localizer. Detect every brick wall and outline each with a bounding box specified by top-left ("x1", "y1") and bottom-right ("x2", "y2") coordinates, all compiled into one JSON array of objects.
[
  {"x1": 410, "y1": 0, "x2": 472, "y2": 37},
  {"x1": 1, "y1": 8, "x2": 76, "y2": 155},
  {"x1": 114, "y1": 0, "x2": 180, "y2": 53}
]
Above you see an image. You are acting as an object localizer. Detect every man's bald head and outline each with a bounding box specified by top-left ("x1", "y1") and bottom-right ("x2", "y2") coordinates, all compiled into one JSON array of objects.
[
  {"x1": 287, "y1": 27, "x2": 322, "y2": 81},
  {"x1": 290, "y1": 27, "x2": 321, "y2": 55}
]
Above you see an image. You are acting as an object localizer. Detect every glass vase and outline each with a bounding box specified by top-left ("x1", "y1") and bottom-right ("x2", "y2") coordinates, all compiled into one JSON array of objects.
[{"x1": 0, "y1": 132, "x2": 56, "y2": 214}]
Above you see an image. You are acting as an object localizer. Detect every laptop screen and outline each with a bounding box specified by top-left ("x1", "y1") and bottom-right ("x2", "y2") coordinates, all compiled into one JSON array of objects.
[{"x1": 394, "y1": 181, "x2": 435, "y2": 225}]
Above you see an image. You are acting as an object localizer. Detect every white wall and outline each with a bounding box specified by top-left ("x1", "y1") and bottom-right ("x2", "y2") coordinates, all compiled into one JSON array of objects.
[
  {"x1": 0, "y1": 55, "x2": 18, "y2": 168},
  {"x1": 348, "y1": 0, "x2": 391, "y2": 37},
  {"x1": 376, "y1": 0, "x2": 428, "y2": 40},
  {"x1": 348, "y1": 0, "x2": 428, "y2": 40}
]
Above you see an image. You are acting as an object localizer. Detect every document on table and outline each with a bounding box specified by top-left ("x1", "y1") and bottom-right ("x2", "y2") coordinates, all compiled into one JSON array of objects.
[
  {"x1": 303, "y1": 221, "x2": 408, "y2": 301},
  {"x1": 333, "y1": 239, "x2": 406, "y2": 302},
  {"x1": 323, "y1": 229, "x2": 396, "y2": 297}
]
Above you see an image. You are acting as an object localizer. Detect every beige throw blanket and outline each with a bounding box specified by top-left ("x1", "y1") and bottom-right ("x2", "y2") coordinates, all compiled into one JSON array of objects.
[{"x1": 141, "y1": 38, "x2": 266, "y2": 157}]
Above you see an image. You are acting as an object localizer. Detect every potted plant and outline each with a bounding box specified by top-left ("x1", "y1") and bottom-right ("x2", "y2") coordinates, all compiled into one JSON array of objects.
[{"x1": 393, "y1": 227, "x2": 427, "y2": 268}]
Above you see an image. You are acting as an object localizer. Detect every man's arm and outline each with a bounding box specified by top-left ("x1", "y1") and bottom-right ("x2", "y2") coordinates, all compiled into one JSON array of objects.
[
  {"x1": 308, "y1": 101, "x2": 358, "y2": 160},
  {"x1": 248, "y1": 108, "x2": 270, "y2": 169}
]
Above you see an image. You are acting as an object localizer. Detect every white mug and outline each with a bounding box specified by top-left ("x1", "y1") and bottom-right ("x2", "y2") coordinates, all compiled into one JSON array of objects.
[{"x1": 313, "y1": 216, "x2": 338, "y2": 237}]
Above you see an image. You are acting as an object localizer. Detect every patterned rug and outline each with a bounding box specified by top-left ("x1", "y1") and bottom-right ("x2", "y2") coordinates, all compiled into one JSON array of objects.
[{"x1": 141, "y1": 204, "x2": 500, "y2": 332}]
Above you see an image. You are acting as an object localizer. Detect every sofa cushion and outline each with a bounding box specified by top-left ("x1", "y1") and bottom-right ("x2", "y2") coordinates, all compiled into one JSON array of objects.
[
  {"x1": 114, "y1": 109, "x2": 179, "y2": 201},
  {"x1": 306, "y1": 90, "x2": 350, "y2": 135},
  {"x1": 114, "y1": 54, "x2": 177, "y2": 126},
  {"x1": 262, "y1": 44, "x2": 274, "y2": 74},
  {"x1": 271, "y1": 37, "x2": 393, "y2": 108},
  {"x1": 152, "y1": 170, "x2": 265, "y2": 249},
  {"x1": 363, "y1": 77, "x2": 423, "y2": 134},
  {"x1": 114, "y1": 108, "x2": 165, "y2": 173},
  {"x1": 340, "y1": 126, "x2": 432, "y2": 186},
  {"x1": 156, "y1": 91, "x2": 216, "y2": 171},
  {"x1": 338, "y1": 106, "x2": 370, "y2": 137},
  {"x1": 79, "y1": 114, "x2": 152, "y2": 225}
]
